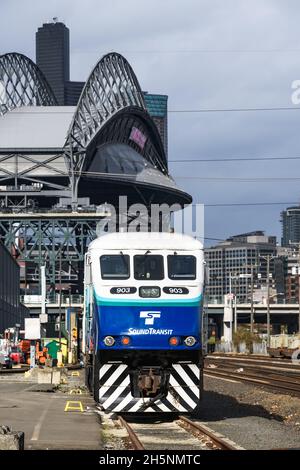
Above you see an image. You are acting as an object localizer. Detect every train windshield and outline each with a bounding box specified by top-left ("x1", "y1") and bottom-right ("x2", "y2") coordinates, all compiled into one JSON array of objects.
[
  {"x1": 168, "y1": 255, "x2": 196, "y2": 280},
  {"x1": 134, "y1": 255, "x2": 164, "y2": 280},
  {"x1": 100, "y1": 255, "x2": 130, "y2": 279}
]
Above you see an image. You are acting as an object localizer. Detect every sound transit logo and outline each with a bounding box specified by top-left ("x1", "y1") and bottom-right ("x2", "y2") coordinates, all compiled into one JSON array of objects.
[{"x1": 140, "y1": 311, "x2": 161, "y2": 325}]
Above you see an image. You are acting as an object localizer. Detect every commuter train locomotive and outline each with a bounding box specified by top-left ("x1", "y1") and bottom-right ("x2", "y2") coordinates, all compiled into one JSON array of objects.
[{"x1": 83, "y1": 232, "x2": 205, "y2": 413}]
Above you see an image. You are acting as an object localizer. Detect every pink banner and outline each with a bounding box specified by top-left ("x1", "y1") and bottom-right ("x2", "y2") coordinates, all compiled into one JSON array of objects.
[{"x1": 129, "y1": 127, "x2": 147, "y2": 150}]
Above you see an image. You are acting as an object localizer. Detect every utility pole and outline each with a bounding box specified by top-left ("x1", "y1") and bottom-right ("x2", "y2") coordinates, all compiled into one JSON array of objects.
[
  {"x1": 288, "y1": 241, "x2": 300, "y2": 334},
  {"x1": 260, "y1": 254, "x2": 274, "y2": 345},
  {"x1": 250, "y1": 264, "x2": 254, "y2": 333},
  {"x1": 229, "y1": 271, "x2": 237, "y2": 332},
  {"x1": 266, "y1": 256, "x2": 270, "y2": 344},
  {"x1": 234, "y1": 292, "x2": 237, "y2": 333},
  {"x1": 297, "y1": 242, "x2": 300, "y2": 335},
  {"x1": 229, "y1": 271, "x2": 232, "y2": 308}
]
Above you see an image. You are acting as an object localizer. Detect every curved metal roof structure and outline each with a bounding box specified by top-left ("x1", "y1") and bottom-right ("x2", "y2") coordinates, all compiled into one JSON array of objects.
[
  {"x1": 0, "y1": 52, "x2": 191, "y2": 210},
  {"x1": 67, "y1": 53, "x2": 146, "y2": 151},
  {"x1": 0, "y1": 53, "x2": 57, "y2": 115},
  {"x1": 64, "y1": 52, "x2": 175, "y2": 205}
]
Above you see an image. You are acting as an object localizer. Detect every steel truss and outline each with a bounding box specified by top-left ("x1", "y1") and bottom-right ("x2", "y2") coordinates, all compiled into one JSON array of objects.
[
  {"x1": 0, "y1": 52, "x2": 175, "y2": 295},
  {"x1": 0, "y1": 151, "x2": 69, "y2": 206},
  {"x1": 0, "y1": 214, "x2": 102, "y2": 290},
  {"x1": 0, "y1": 53, "x2": 57, "y2": 115}
]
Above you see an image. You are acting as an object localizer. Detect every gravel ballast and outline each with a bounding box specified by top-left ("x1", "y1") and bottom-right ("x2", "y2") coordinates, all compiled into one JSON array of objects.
[{"x1": 195, "y1": 375, "x2": 300, "y2": 449}]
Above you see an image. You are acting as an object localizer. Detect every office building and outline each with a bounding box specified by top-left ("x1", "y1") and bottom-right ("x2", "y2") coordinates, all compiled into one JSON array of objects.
[
  {"x1": 281, "y1": 206, "x2": 300, "y2": 247},
  {"x1": 36, "y1": 19, "x2": 85, "y2": 106},
  {"x1": 36, "y1": 19, "x2": 70, "y2": 105},
  {"x1": 144, "y1": 93, "x2": 168, "y2": 157},
  {"x1": 277, "y1": 246, "x2": 300, "y2": 303},
  {"x1": 0, "y1": 241, "x2": 28, "y2": 332},
  {"x1": 205, "y1": 231, "x2": 278, "y2": 303},
  {"x1": 65, "y1": 80, "x2": 85, "y2": 106}
]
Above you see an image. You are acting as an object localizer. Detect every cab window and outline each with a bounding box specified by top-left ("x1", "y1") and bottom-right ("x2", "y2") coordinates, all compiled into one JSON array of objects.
[
  {"x1": 168, "y1": 255, "x2": 196, "y2": 280},
  {"x1": 100, "y1": 255, "x2": 130, "y2": 279},
  {"x1": 134, "y1": 255, "x2": 164, "y2": 280}
]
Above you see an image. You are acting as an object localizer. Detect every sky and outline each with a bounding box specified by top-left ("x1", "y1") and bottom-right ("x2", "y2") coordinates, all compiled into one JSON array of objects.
[{"x1": 1, "y1": 0, "x2": 300, "y2": 245}]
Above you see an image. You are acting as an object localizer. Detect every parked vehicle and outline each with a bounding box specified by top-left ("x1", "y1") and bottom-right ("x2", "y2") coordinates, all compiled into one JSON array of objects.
[
  {"x1": 0, "y1": 351, "x2": 13, "y2": 369},
  {"x1": 9, "y1": 347, "x2": 25, "y2": 364}
]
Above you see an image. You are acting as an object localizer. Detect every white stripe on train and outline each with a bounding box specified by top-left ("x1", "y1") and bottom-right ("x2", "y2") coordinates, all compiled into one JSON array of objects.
[{"x1": 98, "y1": 363, "x2": 200, "y2": 412}]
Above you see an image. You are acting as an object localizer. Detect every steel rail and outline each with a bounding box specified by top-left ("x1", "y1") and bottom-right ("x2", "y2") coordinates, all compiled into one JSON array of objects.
[
  {"x1": 205, "y1": 369, "x2": 300, "y2": 396},
  {"x1": 178, "y1": 416, "x2": 243, "y2": 450},
  {"x1": 0, "y1": 367, "x2": 29, "y2": 374},
  {"x1": 207, "y1": 354, "x2": 298, "y2": 364},
  {"x1": 206, "y1": 357, "x2": 300, "y2": 372},
  {"x1": 118, "y1": 415, "x2": 145, "y2": 450},
  {"x1": 207, "y1": 354, "x2": 300, "y2": 368},
  {"x1": 205, "y1": 363, "x2": 300, "y2": 384}
]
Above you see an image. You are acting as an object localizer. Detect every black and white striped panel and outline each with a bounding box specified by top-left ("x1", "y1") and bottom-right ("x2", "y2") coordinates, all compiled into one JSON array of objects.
[{"x1": 98, "y1": 363, "x2": 201, "y2": 412}]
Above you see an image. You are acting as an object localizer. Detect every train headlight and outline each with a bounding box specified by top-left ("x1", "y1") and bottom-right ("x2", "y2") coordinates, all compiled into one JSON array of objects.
[
  {"x1": 139, "y1": 286, "x2": 160, "y2": 298},
  {"x1": 103, "y1": 336, "x2": 115, "y2": 347},
  {"x1": 169, "y1": 336, "x2": 180, "y2": 346},
  {"x1": 121, "y1": 336, "x2": 131, "y2": 346},
  {"x1": 184, "y1": 336, "x2": 196, "y2": 347}
]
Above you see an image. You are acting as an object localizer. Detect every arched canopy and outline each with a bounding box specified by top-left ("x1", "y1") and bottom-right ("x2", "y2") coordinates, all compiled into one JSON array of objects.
[
  {"x1": 65, "y1": 53, "x2": 170, "y2": 202},
  {"x1": 66, "y1": 52, "x2": 146, "y2": 150},
  {"x1": 0, "y1": 53, "x2": 57, "y2": 115}
]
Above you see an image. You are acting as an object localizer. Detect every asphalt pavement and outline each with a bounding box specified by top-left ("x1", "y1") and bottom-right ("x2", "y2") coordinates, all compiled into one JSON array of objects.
[{"x1": 0, "y1": 372, "x2": 102, "y2": 450}]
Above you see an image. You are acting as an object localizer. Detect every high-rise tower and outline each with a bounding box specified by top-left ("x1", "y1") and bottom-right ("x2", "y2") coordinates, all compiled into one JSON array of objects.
[{"x1": 36, "y1": 19, "x2": 70, "y2": 105}]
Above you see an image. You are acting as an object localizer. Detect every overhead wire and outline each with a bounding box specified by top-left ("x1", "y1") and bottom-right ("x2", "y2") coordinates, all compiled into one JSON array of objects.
[{"x1": 168, "y1": 106, "x2": 300, "y2": 113}]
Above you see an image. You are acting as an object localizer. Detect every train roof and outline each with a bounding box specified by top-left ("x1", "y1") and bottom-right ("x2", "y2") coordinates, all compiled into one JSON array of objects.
[{"x1": 88, "y1": 232, "x2": 203, "y2": 251}]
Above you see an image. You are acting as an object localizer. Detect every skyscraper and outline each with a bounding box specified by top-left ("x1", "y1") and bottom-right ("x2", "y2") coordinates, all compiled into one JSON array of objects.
[
  {"x1": 281, "y1": 206, "x2": 300, "y2": 246},
  {"x1": 36, "y1": 19, "x2": 84, "y2": 106},
  {"x1": 144, "y1": 93, "x2": 168, "y2": 157},
  {"x1": 36, "y1": 19, "x2": 70, "y2": 105}
]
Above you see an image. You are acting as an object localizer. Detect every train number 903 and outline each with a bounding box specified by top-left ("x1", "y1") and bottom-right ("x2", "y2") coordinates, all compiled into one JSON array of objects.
[
  {"x1": 110, "y1": 287, "x2": 137, "y2": 294},
  {"x1": 163, "y1": 287, "x2": 189, "y2": 295}
]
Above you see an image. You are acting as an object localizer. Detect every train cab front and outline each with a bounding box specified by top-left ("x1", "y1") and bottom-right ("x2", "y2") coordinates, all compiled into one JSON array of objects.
[
  {"x1": 86, "y1": 239, "x2": 205, "y2": 413},
  {"x1": 94, "y1": 299, "x2": 203, "y2": 413}
]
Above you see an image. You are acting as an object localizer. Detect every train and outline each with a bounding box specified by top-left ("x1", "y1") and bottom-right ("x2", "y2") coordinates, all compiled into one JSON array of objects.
[{"x1": 83, "y1": 232, "x2": 206, "y2": 413}]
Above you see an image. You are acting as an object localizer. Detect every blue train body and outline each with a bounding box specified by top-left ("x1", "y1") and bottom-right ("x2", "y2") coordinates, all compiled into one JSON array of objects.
[
  {"x1": 84, "y1": 233, "x2": 205, "y2": 413},
  {"x1": 95, "y1": 297, "x2": 202, "y2": 350}
]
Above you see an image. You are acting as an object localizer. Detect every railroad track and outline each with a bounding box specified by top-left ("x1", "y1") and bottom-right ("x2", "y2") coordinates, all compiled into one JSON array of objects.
[
  {"x1": 0, "y1": 367, "x2": 29, "y2": 374},
  {"x1": 207, "y1": 354, "x2": 300, "y2": 370},
  {"x1": 117, "y1": 414, "x2": 243, "y2": 450},
  {"x1": 206, "y1": 359, "x2": 300, "y2": 375},
  {"x1": 205, "y1": 355, "x2": 300, "y2": 387},
  {"x1": 205, "y1": 364, "x2": 300, "y2": 397}
]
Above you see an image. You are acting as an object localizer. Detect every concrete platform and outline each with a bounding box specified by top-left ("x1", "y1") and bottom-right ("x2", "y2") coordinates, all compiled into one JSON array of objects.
[{"x1": 0, "y1": 371, "x2": 102, "y2": 450}]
